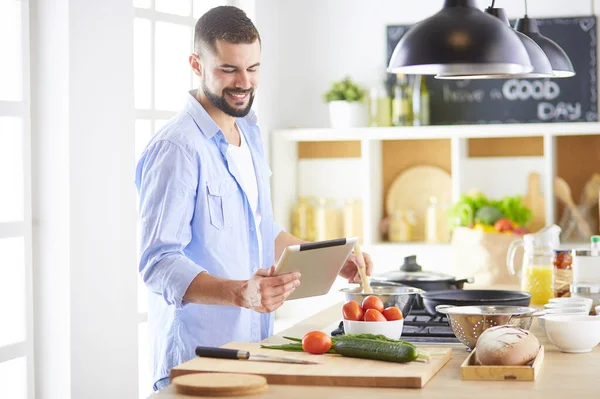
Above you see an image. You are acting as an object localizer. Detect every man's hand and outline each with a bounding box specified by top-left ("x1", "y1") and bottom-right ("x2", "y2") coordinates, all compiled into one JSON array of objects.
[
  {"x1": 339, "y1": 252, "x2": 373, "y2": 284},
  {"x1": 239, "y1": 266, "x2": 301, "y2": 313}
]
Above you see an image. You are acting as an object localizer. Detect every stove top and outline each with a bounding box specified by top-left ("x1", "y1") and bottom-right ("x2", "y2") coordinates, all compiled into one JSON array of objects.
[{"x1": 331, "y1": 309, "x2": 461, "y2": 344}]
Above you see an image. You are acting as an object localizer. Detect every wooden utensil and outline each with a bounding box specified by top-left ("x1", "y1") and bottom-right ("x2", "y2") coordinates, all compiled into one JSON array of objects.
[
  {"x1": 580, "y1": 173, "x2": 600, "y2": 208},
  {"x1": 523, "y1": 172, "x2": 545, "y2": 233},
  {"x1": 172, "y1": 373, "x2": 268, "y2": 396},
  {"x1": 554, "y1": 177, "x2": 593, "y2": 238},
  {"x1": 353, "y1": 243, "x2": 372, "y2": 294},
  {"x1": 172, "y1": 342, "x2": 453, "y2": 389}
]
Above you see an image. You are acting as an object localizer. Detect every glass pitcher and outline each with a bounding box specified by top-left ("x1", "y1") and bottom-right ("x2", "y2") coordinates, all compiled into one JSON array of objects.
[{"x1": 506, "y1": 225, "x2": 561, "y2": 305}]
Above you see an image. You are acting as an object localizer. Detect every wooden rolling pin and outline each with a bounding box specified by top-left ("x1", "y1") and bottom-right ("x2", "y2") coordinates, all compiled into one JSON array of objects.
[{"x1": 353, "y1": 243, "x2": 372, "y2": 294}]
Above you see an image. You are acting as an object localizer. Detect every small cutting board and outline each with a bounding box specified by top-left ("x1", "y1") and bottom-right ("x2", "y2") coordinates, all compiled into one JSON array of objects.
[
  {"x1": 171, "y1": 342, "x2": 452, "y2": 389},
  {"x1": 172, "y1": 373, "x2": 268, "y2": 396}
]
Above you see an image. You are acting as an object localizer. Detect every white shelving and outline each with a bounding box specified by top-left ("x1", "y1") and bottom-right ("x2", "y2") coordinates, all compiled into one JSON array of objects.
[
  {"x1": 277, "y1": 122, "x2": 600, "y2": 142},
  {"x1": 271, "y1": 122, "x2": 600, "y2": 249}
]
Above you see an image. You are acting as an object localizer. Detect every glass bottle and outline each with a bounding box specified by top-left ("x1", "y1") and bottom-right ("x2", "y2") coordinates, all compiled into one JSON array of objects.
[
  {"x1": 412, "y1": 75, "x2": 430, "y2": 126},
  {"x1": 425, "y1": 197, "x2": 439, "y2": 243},
  {"x1": 391, "y1": 74, "x2": 413, "y2": 126},
  {"x1": 314, "y1": 198, "x2": 328, "y2": 241},
  {"x1": 368, "y1": 85, "x2": 392, "y2": 127},
  {"x1": 553, "y1": 249, "x2": 573, "y2": 298},
  {"x1": 389, "y1": 210, "x2": 415, "y2": 242},
  {"x1": 325, "y1": 199, "x2": 341, "y2": 240}
]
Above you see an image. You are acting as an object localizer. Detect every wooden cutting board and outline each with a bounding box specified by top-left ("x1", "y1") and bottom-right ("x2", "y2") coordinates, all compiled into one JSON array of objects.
[{"x1": 171, "y1": 342, "x2": 452, "y2": 389}]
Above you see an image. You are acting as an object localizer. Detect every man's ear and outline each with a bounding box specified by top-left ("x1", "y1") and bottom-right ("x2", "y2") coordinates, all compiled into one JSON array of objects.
[{"x1": 189, "y1": 53, "x2": 203, "y2": 78}]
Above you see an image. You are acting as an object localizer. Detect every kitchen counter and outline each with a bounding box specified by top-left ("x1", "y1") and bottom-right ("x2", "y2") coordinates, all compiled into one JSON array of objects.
[{"x1": 148, "y1": 302, "x2": 600, "y2": 399}]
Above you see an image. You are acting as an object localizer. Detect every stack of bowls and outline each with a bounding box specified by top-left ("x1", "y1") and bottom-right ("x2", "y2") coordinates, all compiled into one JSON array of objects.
[{"x1": 539, "y1": 297, "x2": 593, "y2": 330}]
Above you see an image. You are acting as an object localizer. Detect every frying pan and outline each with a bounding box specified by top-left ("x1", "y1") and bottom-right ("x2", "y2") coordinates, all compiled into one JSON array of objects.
[{"x1": 420, "y1": 289, "x2": 532, "y2": 316}]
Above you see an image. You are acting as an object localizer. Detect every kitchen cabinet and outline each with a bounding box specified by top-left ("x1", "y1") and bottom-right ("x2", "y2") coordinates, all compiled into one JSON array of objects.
[{"x1": 271, "y1": 122, "x2": 600, "y2": 251}]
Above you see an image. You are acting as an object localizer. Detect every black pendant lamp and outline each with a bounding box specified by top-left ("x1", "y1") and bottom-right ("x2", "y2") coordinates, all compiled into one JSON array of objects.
[
  {"x1": 387, "y1": 0, "x2": 533, "y2": 76},
  {"x1": 436, "y1": 6, "x2": 553, "y2": 79},
  {"x1": 514, "y1": 0, "x2": 575, "y2": 78}
]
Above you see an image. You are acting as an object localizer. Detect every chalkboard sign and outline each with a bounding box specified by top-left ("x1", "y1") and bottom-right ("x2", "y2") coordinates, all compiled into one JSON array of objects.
[{"x1": 386, "y1": 16, "x2": 598, "y2": 124}]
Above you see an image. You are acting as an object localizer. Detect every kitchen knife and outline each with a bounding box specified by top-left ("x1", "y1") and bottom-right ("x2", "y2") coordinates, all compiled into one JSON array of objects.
[{"x1": 195, "y1": 346, "x2": 320, "y2": 365}]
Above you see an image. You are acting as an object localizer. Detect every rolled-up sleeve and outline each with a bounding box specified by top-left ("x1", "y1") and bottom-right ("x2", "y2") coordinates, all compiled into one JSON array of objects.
[{"x1": 135, "y1": 140, "x2": 204, "y2": 308}]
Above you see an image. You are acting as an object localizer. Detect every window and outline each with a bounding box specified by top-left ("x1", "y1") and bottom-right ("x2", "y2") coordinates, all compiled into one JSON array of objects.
[
  {"x1": 133, "y1": 1, "x2": 233, "y2": 397},
  {"x1": 0, "y1": 1, "x2": 33, "y2": 399}
]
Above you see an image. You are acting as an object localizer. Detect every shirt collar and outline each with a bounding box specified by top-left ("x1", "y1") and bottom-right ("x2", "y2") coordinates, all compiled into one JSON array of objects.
[
  {"x1": 185, "y1": 90, "x2": 220, "y2": 139},
  {"x1": 185, "y1": 89, "x2": 259, "y2": 139}
]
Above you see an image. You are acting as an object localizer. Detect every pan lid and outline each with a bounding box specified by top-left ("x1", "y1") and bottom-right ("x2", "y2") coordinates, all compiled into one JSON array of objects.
[{"x1": 373, "y1": 255, "x2": 456, "y2": 282}]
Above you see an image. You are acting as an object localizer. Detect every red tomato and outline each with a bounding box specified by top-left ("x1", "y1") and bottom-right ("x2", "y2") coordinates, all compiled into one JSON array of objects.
[
  {"x1": 382, "y1": 306, "x2": 403, "y2": 321},
  {"x1": 302, "y1": 331, "x2": 332, "y2": 354},
  {"x1": 342, "y1": 300, "x2": 364, "y2": 321},
  {"x1": 361, "y1": 295, "x2": 384, "y2": 314},
  {"x1": 363, "y1": 308, "x2": 387, "y2": 322}
]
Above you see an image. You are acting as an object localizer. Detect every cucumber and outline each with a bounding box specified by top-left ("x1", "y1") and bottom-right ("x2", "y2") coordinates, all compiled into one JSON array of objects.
[
  {"x1": 334, "y1": 333, "x2": 416, "y2": 348},
  {"x1": 334, "y1": 338, "x2": 420, "y2": 363}
]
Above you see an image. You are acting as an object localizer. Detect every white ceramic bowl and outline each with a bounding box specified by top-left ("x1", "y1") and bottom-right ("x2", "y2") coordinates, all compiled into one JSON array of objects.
[
  {"x1": 343, "y1": 319, "x2": 404, "y2": 339},
  {"x1": 547, "y1": 297, "x2": 593, "y2": 313},
  {"x1": 543, "y1": 315, "x2": 600, "y2": 353},
  {"x1": 544, "y1": 303, "x2": 590, "y2": 312},
  {"x1": 538, "y1": 307, "x2": 589, "y2": 330}
]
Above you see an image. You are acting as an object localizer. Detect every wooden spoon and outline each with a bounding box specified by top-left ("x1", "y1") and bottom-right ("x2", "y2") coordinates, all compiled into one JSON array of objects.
[
  {"x1": 554, "y1": 177, "x2": 593, "y2": 237},
  {"x1": 580, "y1": 173, "x2": 600, "y2": 208},
  {"x1": 353, "y1": 243, "x2": 372, "y2": 294}
]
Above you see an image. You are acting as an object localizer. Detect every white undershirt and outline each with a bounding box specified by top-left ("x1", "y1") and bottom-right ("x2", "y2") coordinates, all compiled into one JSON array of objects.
[{"x1": 228, "y1": 125, "x2": 262, "y2": 267}]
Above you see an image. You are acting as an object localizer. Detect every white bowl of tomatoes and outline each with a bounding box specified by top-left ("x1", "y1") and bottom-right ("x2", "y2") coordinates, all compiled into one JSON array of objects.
[{"x1": 342, "y1": 295, "x2": 404, "y2": 339}]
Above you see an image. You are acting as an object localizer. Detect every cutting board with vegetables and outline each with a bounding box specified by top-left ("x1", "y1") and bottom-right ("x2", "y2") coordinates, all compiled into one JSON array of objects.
[{"x1": 171, "y1": 342, "x2": 452, "y2": 389}]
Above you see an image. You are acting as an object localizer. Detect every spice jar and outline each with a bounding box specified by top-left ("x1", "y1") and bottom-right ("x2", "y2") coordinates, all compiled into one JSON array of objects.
[{"x1": 553, "y1": 249, "x2": 573, "y2": 298}]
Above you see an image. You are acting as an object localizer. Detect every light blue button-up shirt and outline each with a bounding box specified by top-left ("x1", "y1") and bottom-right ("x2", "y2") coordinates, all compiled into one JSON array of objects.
[{"x1": 135, "y1": 91, "x2": 283, "y2": 388}]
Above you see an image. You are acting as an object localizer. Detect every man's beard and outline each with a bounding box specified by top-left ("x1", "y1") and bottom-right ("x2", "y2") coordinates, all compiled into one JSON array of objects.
[{"x1": 201, "y1": 81, "x2": 255, "y2": 117}]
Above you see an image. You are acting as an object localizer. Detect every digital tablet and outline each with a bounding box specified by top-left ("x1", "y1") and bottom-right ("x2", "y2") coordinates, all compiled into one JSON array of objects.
[{"x1": 274, "y1": 237, "x2": 358, "y2": 301}]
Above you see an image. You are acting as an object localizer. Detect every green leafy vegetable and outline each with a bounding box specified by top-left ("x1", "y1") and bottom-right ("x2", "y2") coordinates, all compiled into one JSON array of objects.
[{"x1": 447, "y1": 193, "x2": 532, "y2": 229}]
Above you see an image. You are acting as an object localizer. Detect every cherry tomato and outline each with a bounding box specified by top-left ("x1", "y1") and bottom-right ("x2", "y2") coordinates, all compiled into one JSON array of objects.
[
  {"x1": 342, "y1": 300, "x2": 364, "y2": 321},
  {"x1": 361, "y1": 295, "x2": 384, "y2": 314},
  {"x1": 363, "y1": 308, "x2": 387, "y2": 322},
  {"x1": 302, "y1": 331, "x2": 332, "y2": 354},
  {"x1": 382, "y1": 306, "x2": 403, "y2": 321}
]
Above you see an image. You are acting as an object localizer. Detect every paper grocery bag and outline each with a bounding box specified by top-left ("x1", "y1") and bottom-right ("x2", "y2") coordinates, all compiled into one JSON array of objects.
[{"x1": 451, "y1": 227, "x2": 522, "y2": 287}]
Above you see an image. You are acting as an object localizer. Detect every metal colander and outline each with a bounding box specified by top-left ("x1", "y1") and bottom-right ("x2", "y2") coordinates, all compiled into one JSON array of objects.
[{"x1": 436, "y1": 305, "x2": 542, "y2": 349}]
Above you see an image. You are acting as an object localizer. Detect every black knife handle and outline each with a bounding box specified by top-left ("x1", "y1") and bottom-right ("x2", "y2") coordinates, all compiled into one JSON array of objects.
[{"x1": 195, "y1": 346, "x2": 249, "y2": 360}]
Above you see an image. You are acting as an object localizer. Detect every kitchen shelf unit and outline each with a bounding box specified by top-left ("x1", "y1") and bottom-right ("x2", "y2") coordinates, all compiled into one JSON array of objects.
[{"x1": 271, "y1": 122, "x2": 600, "y2": 248}]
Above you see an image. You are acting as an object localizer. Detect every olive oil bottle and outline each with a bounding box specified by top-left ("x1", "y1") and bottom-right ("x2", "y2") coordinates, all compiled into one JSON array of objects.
[
  {"x1": 391, "y1": 74, "x2": 413, "y2": 126},
  {"x1": 412, "y1": 75, "x2": 430, "y2": 126}
]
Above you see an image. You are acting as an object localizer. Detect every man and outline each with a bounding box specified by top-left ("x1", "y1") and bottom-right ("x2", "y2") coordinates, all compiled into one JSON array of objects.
[{"x1": 135, "y1": 6, "x2": 373, "y2": 391}]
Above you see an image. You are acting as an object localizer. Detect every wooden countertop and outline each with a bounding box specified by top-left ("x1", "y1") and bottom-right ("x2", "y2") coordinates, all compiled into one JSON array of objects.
[{"x1": 149, "y1": 302, "x2": 600, "y2": 399}]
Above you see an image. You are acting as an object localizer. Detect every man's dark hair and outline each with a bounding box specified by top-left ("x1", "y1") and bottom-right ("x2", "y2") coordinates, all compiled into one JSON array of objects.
[{"x1": 194, "y1": 6, "x2": 260, "y2": 55}]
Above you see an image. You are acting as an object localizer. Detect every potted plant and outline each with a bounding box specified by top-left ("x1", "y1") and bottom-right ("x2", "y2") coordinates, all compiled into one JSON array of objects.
[{"x1": 323, "y1": 76, "x2": 368, "y2": 128}]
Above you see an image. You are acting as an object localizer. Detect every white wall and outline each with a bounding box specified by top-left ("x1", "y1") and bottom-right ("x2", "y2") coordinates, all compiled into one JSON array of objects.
[
  {"x1": 31, "y1": 1, "x2": 138, "y2": 398},
  {"x1": 257, "y1": 0, "x2": 593, "y2": 130}
]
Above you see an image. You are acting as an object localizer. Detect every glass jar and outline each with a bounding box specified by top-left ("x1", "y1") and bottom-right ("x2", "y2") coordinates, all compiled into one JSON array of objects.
[
  {"x1": 342, "y1": 198, "x2": 363, "y2": 242},
  {"x1": 291, "y1": 197, "x2": 310, "y2": 241},
  {"x1": 553, "y1": 249, "x2": 573, "y2": 298},
  {"x1": 389, "y1": 210, "x2": 415, "y2": 242},
  {"x1": 521, "y1": 249, "x2": 555, "y2": 305}
]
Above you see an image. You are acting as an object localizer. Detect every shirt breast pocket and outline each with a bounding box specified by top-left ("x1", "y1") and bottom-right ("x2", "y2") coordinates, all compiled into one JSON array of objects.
[{"x1": 206, "y1": 179, "x2": 235, "y2": 230}]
